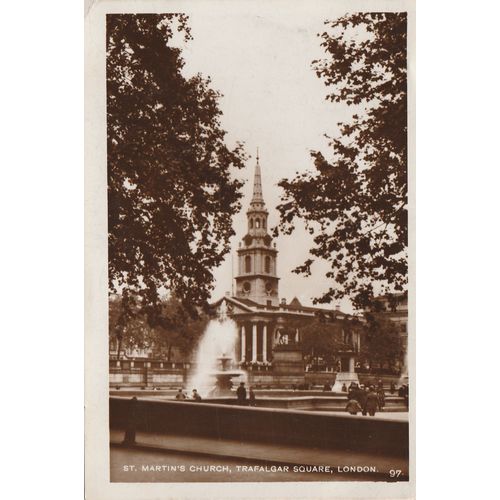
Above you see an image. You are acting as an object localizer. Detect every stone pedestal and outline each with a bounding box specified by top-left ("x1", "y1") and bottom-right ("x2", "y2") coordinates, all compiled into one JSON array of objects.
[
  {"x1": 271, "y1": 344, "x2": 305, "y2": 387},
  {"x1": 332, "y1": 371, "x2": 359, "y2": 392}
]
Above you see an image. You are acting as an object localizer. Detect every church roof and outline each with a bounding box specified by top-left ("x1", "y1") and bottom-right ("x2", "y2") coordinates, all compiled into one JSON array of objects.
[{"x1": 211, "y1": 294, "x2": 357, "y2": 321}]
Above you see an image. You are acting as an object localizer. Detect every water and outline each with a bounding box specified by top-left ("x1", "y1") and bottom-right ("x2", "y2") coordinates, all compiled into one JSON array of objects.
[{"x1": 186, "y1": 315, "x2": 242, "y2": 398}]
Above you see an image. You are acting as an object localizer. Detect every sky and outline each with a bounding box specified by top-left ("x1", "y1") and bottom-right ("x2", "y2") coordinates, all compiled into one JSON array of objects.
[{"x1": 175, "y1": 1, "x2": 359, "y2": 313}]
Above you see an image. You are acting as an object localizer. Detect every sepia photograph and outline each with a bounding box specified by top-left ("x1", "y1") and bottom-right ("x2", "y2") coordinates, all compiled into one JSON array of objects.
[
  {"x1": 86, "y1": 0, "x2": 414, "y2": 495},
  {"x1": 8, "y1": 0, "x2": 500, "y2": 498}
]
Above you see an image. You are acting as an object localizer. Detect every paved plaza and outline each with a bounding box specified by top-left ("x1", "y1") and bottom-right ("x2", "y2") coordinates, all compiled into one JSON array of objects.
[{"x1": 110, "y1": 428, "x2": 409, "y2": 482}]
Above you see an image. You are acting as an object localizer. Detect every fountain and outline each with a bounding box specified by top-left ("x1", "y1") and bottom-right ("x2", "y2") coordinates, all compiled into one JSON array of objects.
[{"x1": 186, "y1": 301, "x2": 247, "y2": 398}]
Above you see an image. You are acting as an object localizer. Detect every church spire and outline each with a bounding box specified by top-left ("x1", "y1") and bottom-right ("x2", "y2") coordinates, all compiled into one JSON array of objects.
[
  {"x1": 250, "y1": 149, "x2": 265, "y2": 206},
  {"x1": 236, "y1": 150, "x2": 279, "y2": 306}
]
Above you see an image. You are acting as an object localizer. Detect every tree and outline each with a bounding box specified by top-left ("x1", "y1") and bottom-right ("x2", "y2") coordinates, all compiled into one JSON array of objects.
[
  {"x1": 283, "y1": 316, "x2": 360, "y2": 366},
  {"x1": 109, "y1": 294, "x2": 152, "y2": 359},
  {"x1": 360, "y1": 314, "x2": 402, "y2": 370},
  {"x1": 107, "y1": 14, "x2": 245, "y2": 325},
  {"x1": 277, "y1": 13, "x2": 407, "y2": 310},
  {"x1": 109, "y1": 294, "x2": 208, "y2": 360}
]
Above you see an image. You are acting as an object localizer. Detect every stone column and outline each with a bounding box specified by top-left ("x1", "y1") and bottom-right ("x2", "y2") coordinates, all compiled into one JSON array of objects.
[
  {"x1": 262, "y1": 323, "x2": 267, "y2": 362},
  {"x1": 349, "y1": 356, "x2": 355, "y2": 373},
  {"x1": 241, "y1": 325, "x2": 246, "y2": 362},
  {"x1": 252, "y1": 323, "x2": 258, "y2": 362}
]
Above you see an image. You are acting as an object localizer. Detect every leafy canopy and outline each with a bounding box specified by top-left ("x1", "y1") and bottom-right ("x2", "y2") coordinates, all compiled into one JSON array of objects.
[
  {"x1": 107, "y1": 14, "x2": 245, "y2": 323},
  {"x1": 109, "y1": 295, "x2": 208, "y2": 360},
  {"x1": 360, "y1": 314, "x2": 402, "y2": 366},
  {"x1": 277, "y1": 13, "x2": 407, "y2": 310}
]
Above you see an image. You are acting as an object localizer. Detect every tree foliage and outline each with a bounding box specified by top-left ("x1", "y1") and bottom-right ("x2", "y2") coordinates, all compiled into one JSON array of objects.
[
  {"x1": 283, "y1": 316, "x2": 360, "y2": 361},
  {"x1": 106, "y1": 14, "x2": 245, "y2": 324},
  {"x1": 360, "y1": 314, "x2": 402, "y2": 367},
  {"x1": 109, "y1": 294, "x2": 208, "y2": 360},
  {"x1": 277, "y1": 13, "x2": 407, "y2": 309}
]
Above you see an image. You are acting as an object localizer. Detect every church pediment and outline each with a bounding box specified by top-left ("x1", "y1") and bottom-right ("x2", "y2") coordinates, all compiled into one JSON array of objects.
[{"x1": 211, "y1": 296, "x2": 255, "y2": 315}]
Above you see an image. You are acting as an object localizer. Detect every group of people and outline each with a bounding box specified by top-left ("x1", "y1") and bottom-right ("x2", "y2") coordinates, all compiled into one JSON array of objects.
[
  {"x1": 236, "y1": 382, "x2": 256, "y2": 406},
  {"x1": 345, "y1": 381, "x2": 386, "y2": 416},
  {"x1": 175, "y1": 388, "x2": 202, "y2": 402}
]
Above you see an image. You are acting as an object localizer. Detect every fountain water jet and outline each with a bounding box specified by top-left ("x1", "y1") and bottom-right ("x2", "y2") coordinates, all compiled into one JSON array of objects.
[{"x1": 186, "y1": 302, "x2": 247, "y2": 398}]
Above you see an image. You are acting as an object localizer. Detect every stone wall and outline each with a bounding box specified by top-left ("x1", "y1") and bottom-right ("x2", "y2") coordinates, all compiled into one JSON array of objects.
[
  {"x1": 305, "y1": 372, "x2": 337, "y2": 386},
  {"x1": 110, "y1": 396, "x2": 408, "y2": 457},
  {"x1": 109, "y1": 363, "x2": 401, "y2": 389}
]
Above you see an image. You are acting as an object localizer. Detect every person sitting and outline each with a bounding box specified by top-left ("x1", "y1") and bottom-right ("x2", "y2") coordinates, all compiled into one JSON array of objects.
[
  {"x1": 323, "y1": 382, "x2": 331, "y2": 391},
  {"x1": 191, "y1": 389, "x2": 202, "y2": 401},
  {"x1": 175, "y1": 388, "x2": 186, "y2": 400},
  {"x1": 346, "y1": 399, "x2": 362, "y2": 415},
  {"x1": 341, "y1": 383, "x2": 347, "y2": 392}
]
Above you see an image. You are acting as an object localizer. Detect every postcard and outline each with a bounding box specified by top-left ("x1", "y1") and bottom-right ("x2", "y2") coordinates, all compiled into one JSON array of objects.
[{"x1": 85, "y1": 1, "x2": 415, "y2": 498}]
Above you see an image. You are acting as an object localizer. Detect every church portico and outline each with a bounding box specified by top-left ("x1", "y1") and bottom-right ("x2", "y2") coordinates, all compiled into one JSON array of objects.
[{"x1": 237, "y1": 320, "x2": 273, "y2": 363}]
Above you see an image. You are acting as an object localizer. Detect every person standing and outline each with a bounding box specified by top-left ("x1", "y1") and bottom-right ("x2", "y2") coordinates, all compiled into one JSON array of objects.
[
  {"x1": 236, "y1": 382, "x2": 247, "y2": 405},
  {"x1": 348, "y1": 382, "x2": 358, "y2": 400},
  {"x1": 249, "y1": 387, "x2": 256, "y2": 407},
  {"x1": 365, "y1": 386, "x2": 379, "y2": 416},
  {"x1": 377, "y1": 386, "x2": 385, "y2": 410},
  {"x1": 356, "y1": 385, "x2": 368, "y2": 415}
]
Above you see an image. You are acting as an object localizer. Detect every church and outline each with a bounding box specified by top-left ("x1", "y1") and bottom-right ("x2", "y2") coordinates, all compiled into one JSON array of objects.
[{"x1": 211, "y1": 155, "x2": 361, "y2": 383}]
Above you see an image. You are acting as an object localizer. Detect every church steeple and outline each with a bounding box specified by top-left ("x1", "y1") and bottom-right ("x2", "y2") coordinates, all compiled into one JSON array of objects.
[
  {"x1": 246, "y1": 152, "x2": 268, "y2": 235},
  {"x1": 235, "y1": 152, "x2": 279, "y2": 306},
  {"x1": 250, "y1": 149, "x2": 264, "y2": 206}
]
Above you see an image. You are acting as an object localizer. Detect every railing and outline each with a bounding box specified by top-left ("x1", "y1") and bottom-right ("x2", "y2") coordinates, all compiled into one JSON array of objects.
[{"x1": 109, "y1": 359, "x2": 191, "y2": 370}]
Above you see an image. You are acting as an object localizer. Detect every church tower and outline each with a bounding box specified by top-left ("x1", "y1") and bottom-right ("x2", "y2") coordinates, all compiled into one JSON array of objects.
[{"x1": 235, "y1": 153, "x2": 279, "y2": 306}]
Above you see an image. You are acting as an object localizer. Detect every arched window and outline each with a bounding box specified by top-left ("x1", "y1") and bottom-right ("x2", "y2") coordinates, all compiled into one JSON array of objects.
[
  {"x1": 245, "y1": 255, "x2": 251, "y2": 273},
  {"x1": 249, "y1": 218, "x2": 253, "y2": 229},
  {"x1": 265, "y1": 256, "x2": 271, "y2": 273},
  {"x1": 255, "y1": 219, "x2": 261, "y2": 229},
  {"x1": 262, "y1": 218, "x2": 266, "y2": 229}
]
